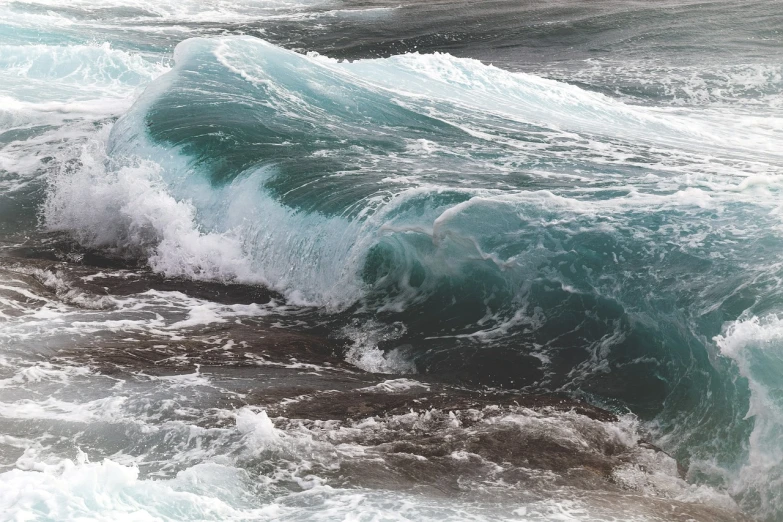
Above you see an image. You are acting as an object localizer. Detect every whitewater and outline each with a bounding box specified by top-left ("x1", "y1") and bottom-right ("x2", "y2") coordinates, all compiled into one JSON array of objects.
[{"x1": 1, "y1": 0, "x2": 782, "y2": 520}]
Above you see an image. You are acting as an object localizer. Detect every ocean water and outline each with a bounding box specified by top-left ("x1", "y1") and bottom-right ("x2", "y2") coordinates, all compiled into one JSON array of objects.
[{"x1": 1, "y1": 0, "x2": 782, "y2": 520}]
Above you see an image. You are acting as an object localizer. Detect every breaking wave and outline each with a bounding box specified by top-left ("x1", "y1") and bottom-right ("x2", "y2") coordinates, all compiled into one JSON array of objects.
[{"x1": 39, "y1": 35, "x2": 783, "y2": 520}]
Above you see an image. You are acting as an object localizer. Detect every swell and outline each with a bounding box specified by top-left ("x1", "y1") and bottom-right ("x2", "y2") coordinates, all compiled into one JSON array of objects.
[
  {"x1": 50, "y1": 36, "x2": 782, "y2": 313},
  {"x1": 41, "y1": 35, "x2": 783, "y2": 519}
]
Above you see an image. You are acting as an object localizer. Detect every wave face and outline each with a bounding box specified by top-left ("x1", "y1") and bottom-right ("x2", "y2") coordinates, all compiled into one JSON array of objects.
[
  {"x1": 3, "y1": 1, "x2": 783, "y2": 519},
  {"x1": 39, "y1": 34, "x2": 783, "y2": 518}
]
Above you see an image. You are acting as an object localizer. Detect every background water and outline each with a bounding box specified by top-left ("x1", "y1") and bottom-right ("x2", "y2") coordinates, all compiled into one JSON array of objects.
[{"x1": 1, "y1": 1, "x2": 782, "y2": 520}]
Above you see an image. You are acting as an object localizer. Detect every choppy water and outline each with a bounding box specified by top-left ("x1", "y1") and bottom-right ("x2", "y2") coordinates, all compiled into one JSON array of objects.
[{"x1": 1, "y1": 1, "x2": 782, "y2": 520}]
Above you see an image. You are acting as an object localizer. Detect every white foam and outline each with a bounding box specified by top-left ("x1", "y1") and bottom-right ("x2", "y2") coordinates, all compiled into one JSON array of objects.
[
  {"x1": 341, "y1": 320, "x2": 416, "y2": 374},
  {"x1": 550, "y1": 59, "x2": 783, "y2": 112},
  {"x1": 0, "y1": 362, "x2": 90, "y2": 388},
  {"x1": 0, "y1": 458, "x2": 271, "y2": 521},
  {"x1": 358, "y1": 378, "x2": 429, "y2": 393},
  {"x1": 0, "y1": 42, "x2": 166, "y2": 92},
  {"x1": 0, "y1": 454, "x2": 605, "y2": 522},
  {"x1": 714, "y1": 315, "x2": 783, "y2": 518},
  {"x1": 0, "y1": 42, "x2": 167, "y2": 195},
  {"x1": 0, "y1": 0, "x2": 328, "y2": 26},
  {"x1": 0, "y1": 396, "x2": 127, "y2": 423},
  {"x1": 43, "y1": 127, "x2": 264, "y2": 286},
  {"x1": 0, "y1": 268, "x2": 281, "y2": 348},
  {"x1": 235, "y1": 407, "x2": 281, "y2": 445}
]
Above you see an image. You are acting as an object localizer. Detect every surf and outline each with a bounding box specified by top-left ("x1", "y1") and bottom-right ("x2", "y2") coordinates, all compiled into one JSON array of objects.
[{"x1": 1, "y1": 3, "x2": 782, "y2": 517}]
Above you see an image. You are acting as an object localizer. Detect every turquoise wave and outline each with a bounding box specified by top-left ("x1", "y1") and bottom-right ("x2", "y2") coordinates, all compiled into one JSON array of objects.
[{"x1": 38, "y1": 35, "x2": 783, "y2": 518}]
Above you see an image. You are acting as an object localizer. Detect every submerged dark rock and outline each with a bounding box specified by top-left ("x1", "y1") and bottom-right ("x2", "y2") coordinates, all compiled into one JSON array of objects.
[{"x1": 0, "y1": 258, "x2": 748, "y2": 521}]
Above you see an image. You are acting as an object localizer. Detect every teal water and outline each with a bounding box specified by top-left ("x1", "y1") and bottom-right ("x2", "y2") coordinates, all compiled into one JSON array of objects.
[{"x1": 2, "y1": 1, "x2": 783, "y2": 520}]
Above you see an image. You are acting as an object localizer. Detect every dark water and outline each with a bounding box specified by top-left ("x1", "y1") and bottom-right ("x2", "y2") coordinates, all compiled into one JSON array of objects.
[{"x1": 1, "y1": 1, "x2": 781, "y2": 520}]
